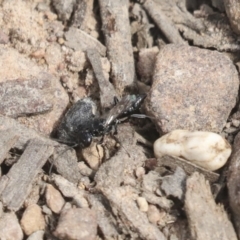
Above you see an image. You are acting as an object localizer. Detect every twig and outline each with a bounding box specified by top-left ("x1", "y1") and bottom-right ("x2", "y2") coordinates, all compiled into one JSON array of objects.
[{"x1": 98, "y1": 0, "x2": 135, "y2": 94}]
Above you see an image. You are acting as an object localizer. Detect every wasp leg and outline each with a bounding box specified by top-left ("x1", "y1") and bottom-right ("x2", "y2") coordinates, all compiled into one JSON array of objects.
[
  {"x1": 130, "y1": 114, "x2": 155, "y2": 119},
  {"x1": 113, "y1": 96, "x2": 119, "y2": 105}
]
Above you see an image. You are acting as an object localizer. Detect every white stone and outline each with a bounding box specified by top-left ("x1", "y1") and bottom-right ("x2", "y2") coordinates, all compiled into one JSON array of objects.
[
  {"x1": 136, "y1": 197, "x2": 149, "y2": 212},
  {"x1": 154, "y1": 129, "x2": 231, "y2": 171}
]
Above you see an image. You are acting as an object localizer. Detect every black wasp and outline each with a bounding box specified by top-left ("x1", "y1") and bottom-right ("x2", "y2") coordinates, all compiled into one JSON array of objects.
[{"x1": 55, "y1": 94, "x2": 146, "y2": 148}]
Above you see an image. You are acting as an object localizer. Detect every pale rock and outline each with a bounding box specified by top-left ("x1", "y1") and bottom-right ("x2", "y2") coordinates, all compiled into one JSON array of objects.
[
  {"x1": 136, "y1": 197, "x2": 149, "y2": 212},
  {"x1": 45, "y1": 184, "x2": 65, "y2": 214},
  {"x1": 66, "y1": 50, "x2": 87, "y2": 72},
  {"x1": 54, "y1": 208, "x2": 97, "y2": 240},
  {"x1": 135, "y1": 167, "x2": 145, "y2": 179},
  {"x1": 147, "y1": 205, "x2": 161, "y2": 225},
  {"x1": 82, "y1": 142, "x2": 104, "y2": 170},
  {"x1": 45, "y1": 43, "x2": 63, "y2": 72},
  {"x1": 26, "y1": 230, "x2": 44, "y2": 240},
  {"x1": 20, "y1": 204, "x2": 45, "y2": 236},
  {"x1": 154, "y1": 129, "x2": 231, "y2": 171},
  {"x1": 0, "y1": 212, "x2": 23, "y2": 240}
]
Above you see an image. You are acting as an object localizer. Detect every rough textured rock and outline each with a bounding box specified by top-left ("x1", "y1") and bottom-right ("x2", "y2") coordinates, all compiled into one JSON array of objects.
[
  {"x1": 161, "y1": 167, "x2": 186, "y2": 200},
  {"x1": 224, "y1": 0, "x2": 240, "y2": 34},
  {"x1": 0, "y1": 74, "x2": 53, "y2": 117},
  {"x1": 145, "y1": 44, "x2": 239, "y2": 133},
  {"x1": 54, "y1": 208, "x2": 97, "y2": 240},
  {"x1": 0, "y1": 212, "x2": 23, "y2": 240},
  {"x1": 20, "y1": 204, "x2": 45, "y2": 236},
  {"x1": 51, "y1": 174, "x2": 89, "y2": 208},
  {"x1": 0, "y1": 46, "x2": 68, "y2": 134}
]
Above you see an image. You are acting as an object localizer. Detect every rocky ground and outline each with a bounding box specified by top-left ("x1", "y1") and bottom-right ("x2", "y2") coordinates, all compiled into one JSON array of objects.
[{"x1": 0, "y1": 0, "x2": 240, "y2": 239}]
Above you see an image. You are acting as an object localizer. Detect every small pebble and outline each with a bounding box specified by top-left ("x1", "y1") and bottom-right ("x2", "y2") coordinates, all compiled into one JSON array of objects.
[
  {"x1": 20, "y1": 204, "x2": 45, "y2": 236},
  {"x1": 225, "y1": 122, "x2": 231, "y2": 128},
  {"x1": 36, "y1": 3, "x2": 49, "y2": 12},
  {"x1": 224, "y1": 127, "x2": 237, "y2": 134},
  {"x1": 232, "y1": 119, "x2": 240, "y2": 128},
  {"x1": 78, "y1": 162, "x2": 93, "y2": 177},
  {"x1": 58, "y1": 37, "x2": 65, "y2": 45},
  {"x1": 44, "y1": 11, "x2": 57, "y2": 21},
  {"x1": 54, "y1": 208, "x2": 97, "y2": 240},
  {"x1": 0, "y1": 212, "x2": 23, "y2": 240},
  {"x1": 135, "y1": 167, "x2": 145, "y2": 179},
  {"x1": 136, "y1": 197, "x2": 149, "y2": 212},
  {"x1": 41, "y1": 205, "x2": 52, "y2": 215},
  {"x1": 72, "y1": 193, "x2": 89, "y2": 208},
  {"x1": 30, "y1": 49, "x2": 45, "y2": 59},
  {"x1": 45, "y1": 184, "x2": 65, "y2": 214},
  {"x1": 147, "y1": 205, "x2": 161, "y2": 225},
  {"x1": 82, "y1": 143, "x2": 104, "y2": 170}
]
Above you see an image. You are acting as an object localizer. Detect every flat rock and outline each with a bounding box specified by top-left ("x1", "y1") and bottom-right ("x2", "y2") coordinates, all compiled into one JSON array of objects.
[
  {"x1": 145, "y1": 44, "x2": 239, "y2": 133},
  {"x1": 161, "y1": 166, "x2": 186, "y2": 200},
  {"x1": 20, "y1": 204, "x2": 45, "y2": 236},
  {"x1": 0, "y1": 73, "x2": 53, "y2": 117},
  {"x1": 0, "y1": 212, "x2": 23, "y2": 240},
  {"x1": 54, "y1": 208, "x2": 97, "y2": 240},
  {"x1": 0, "y1": 46, "x2": 68, "y2": 134}
]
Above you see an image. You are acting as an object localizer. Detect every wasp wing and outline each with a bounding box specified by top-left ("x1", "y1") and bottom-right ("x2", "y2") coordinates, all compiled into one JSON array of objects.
[{"x1": 103, "y1": 95, "x2": 146, "y2": 126}]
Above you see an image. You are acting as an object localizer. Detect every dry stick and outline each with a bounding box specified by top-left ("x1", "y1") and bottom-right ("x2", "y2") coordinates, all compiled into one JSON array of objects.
[
  {"x1": 87, "y1": 49, "x2": 118, "y2": 109},
  {"x1": 185, "y1": 172, "x2": 237, "y2": 240},
  {"x1": 227, "y1": 132, "x2": 240, "y2": 238},
  {"x1": 98, "y1": 0, "x2": 135, "y2": 94},
  {"x1": 0, "y1": 115, "x2": 82, "y2": 184},
  {"x1": 65, "y1": 27, "x2": 106, "y2": 56},
  {"x1": 72, "y1": 0, "x2": 93, "y2": 30},
  {"x1": 0, "y1": 138, "x2": 54, "y2": 211},
  {"x1": 155, "y1": 155, "x2": 219, "y2": 183},
  {"x1": 143, "y1": 0, "x2": 186, "y2": 44}
]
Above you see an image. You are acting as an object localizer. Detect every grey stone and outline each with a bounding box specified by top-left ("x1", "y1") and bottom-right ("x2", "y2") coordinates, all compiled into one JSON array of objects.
[
  {"x1": 145, "y1": 44, "x2": 239, "y2": 133},
  {"x1": 54, "y1": 208, "x2": 97, "y2": 240},
  {"x1": 0, "y1": 212, "x2": 23, "y2": 240}
]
